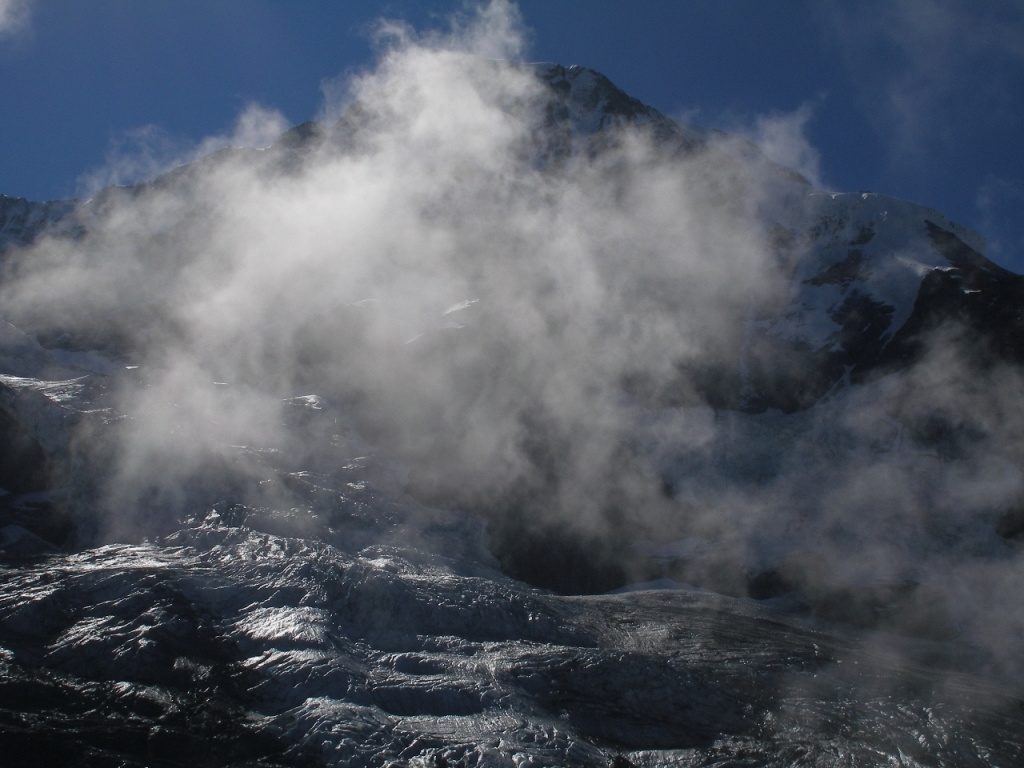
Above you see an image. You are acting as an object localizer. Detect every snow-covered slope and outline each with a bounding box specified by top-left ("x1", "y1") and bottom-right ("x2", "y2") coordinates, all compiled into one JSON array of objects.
[
  {"x1": 1, "y1": 54, "x2": 1023, "y2": 766},
  {"x1": 734, "y1": 191, "x2": 1024, "y2": 412},
  {"x1": 772, "y1": 191, "x2": 987, "y2": 352}
]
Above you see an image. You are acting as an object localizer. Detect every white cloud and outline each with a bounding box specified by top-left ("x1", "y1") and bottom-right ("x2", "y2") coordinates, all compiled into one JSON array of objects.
[
  {"x1": 821, "y1": 0, "x2": 1024, "y2": 166},
  {"x1": 0, "y1": 0, "x2": 31, "y2": 39},
  {"x1": 77, "y1": 103, "x2": 290, "y2": 196},
  {"x1": 686, "y1": 100, "x2": 827, "y2": 190},
  {"x1": 76, "y1": 124, "x2": 190, "y2": 194},
  {"x1": 193, "y1": 103, "x2": 290, "y2": 155},
  {"x1": 740, "y1": 102, "x2": 825, "y2": 188},
  {"x1": 13, "y1": 2, "x2": 784, "y2": 544},
  {"x1": 318, "y1": 0, "x2": 527, "y2": 125}
]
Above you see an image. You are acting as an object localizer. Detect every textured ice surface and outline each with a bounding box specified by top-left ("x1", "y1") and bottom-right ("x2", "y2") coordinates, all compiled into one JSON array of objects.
[{"x1": 2, "y1": 525, "x2": 1022, "y2": 767}]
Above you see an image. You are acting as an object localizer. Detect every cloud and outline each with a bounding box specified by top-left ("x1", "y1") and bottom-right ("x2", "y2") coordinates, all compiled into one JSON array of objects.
[
  {"x1": 200, "y1": 103, "x2": 291, "y2": 153},
  {"x1": 820, "y1": 0, "x2": 1024, "y2": 168},
  {"x1": 372, "y1": 0, "x2": 526, "y2": 60},
  {"x1": 76, "y1": 103, "x2": 290, "y2": 196},
  {"x1": 0, "y1": 0, "x2": 30, "y2": 39},
  {"x1": 75, "y1": 124, "x2": 191, "y2": 195},
  {"x1": 5, "y1": 2, "x2": 784, "y2": 551},
  {"x1": 751, "y1": 103, "x2": 825, "y2": 188},
  {"x1": 725, "y1": 101, "x2": 826, "y2": 189},
  {"x1": 318, "y1": 0, "x2": 528, "y2": 125}
]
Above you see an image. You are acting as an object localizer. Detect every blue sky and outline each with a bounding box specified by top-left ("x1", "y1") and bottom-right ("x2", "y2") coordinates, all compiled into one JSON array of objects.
[{"x1": 2, "y1": 0, "x2": 1022, "y2": 271}]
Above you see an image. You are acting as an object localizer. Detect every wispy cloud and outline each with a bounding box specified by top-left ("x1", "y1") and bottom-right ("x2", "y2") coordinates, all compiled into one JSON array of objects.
[
  {"x1": 76, "y1": 103, "x2": 289, "y2": 196},
  {"x1": 0, "y1": 0, "x2": 31, "y2": 39},
  {"x1": 6, "y1": 1, "x2": 785, "y2": 552},
  {"x1": 748, "y1": 103, "x2": 824, "y2": 188},
  {"x1": 820, "y1": 0, "x2": 1024, "y2": 168},
  {"x1": 718, "y1": 101, "x2": 826, "y2": 189}
]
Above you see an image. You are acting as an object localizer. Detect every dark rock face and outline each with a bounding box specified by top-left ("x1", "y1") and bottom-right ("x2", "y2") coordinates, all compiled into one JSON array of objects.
[
  {"x1": 0, "y1": 196, "x2": 77, "y2": 253},
  {"x1": 705, "y1": 217, "x2": 1024, "y2": 415},
  {"x1": 0, "y1": 408, "x2": 47, "y2": 496},
  {"x1": 535, "y1": 63, "x2": 687, "y2": 144},
  {"x1": 487, "y1": 514, "x2": 632, "y2": 595},
  {"x1": 0, "y1": 382, "x2": 72, "y2": 552},
  {"x1": 865, "y1": 223, "x2": 1024, "y2": 377}
]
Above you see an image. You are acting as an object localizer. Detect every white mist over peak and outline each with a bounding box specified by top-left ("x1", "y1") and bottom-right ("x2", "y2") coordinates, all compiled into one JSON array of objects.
[
  {"x1": 74, "y1": 103, "x2": 292, "y2": 197},
  {"x1": 2, "y1": 24, "x2": 788, "y2": 550}
]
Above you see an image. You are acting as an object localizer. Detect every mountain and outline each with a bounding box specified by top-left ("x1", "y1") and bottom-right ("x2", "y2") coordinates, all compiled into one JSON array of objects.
[{"x1": 1, "y1": 56, "x2": 1023, "y2": 767}]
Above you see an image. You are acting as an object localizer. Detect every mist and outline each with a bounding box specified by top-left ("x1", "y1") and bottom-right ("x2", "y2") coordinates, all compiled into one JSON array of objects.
[
  {"x1": 2, "y1": 4, "x2": 776, "y2": 533},
  {"x1": 1, "y1": 0, "x2": 1021, "y2": 683}
]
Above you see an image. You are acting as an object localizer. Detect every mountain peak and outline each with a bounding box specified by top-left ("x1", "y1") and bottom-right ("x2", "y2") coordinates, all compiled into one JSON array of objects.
[{"x1": 531, "y1": 62, "x2": 704, "y2": 149}]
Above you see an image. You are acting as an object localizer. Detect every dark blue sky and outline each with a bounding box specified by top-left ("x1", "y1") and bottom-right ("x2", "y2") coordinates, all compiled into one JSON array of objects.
[{"x1": 2, "y1": 0, "x2": 1022, "y2": 270}]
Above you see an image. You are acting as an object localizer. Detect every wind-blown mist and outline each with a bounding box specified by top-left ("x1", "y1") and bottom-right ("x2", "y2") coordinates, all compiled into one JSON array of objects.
[
  {"x1": 2, "y1": 15, "x2": 777, "y2": 534},
  {"x1": 2, "y1": 0, "x2": 1022, "y2": 680}
]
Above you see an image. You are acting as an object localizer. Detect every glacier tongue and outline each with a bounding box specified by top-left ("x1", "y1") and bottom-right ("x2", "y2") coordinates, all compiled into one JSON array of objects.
[{"x1": 3, "y1": 518, "x2": 1022, "y2": 767}]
